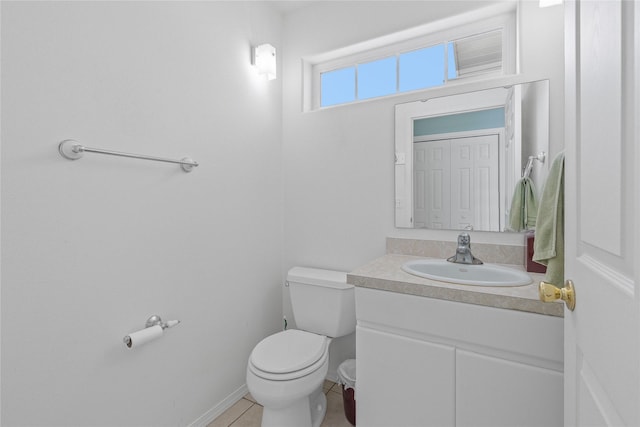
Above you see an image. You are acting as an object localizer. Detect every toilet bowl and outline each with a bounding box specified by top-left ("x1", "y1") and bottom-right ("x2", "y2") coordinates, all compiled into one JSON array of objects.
[
  {"x1": 246, "y1": 267, "x2": 356, "y2": 427},
  {"x1": 247, "y1": 330, "x2": 330, "y2": 427}
]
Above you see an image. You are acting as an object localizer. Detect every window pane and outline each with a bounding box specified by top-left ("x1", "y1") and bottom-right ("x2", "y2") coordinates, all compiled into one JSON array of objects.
[
  {"x1": 447, "y1": 42, "x2": 458, "y2": 80},
  {"x1": 450, "y1": 30, "x2": 502, "y2": 77},
  {"x1": 399, "y1": 44, "x2": 445, "y2": 92},
  {"x1": 321, "y1": 67, "x2": 356, "y2": 107},
  {"x1": 413, "y1": 108, "x2": 505, "y2": 136},
  {"x1": 358, "y1": 56, "x2": 396, "y2": 100}
]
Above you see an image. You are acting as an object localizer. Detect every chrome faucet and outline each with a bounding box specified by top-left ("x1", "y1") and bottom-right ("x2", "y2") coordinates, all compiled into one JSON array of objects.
[{"x1": 447, "y1": 233, "x2": 483, "y2": 265}]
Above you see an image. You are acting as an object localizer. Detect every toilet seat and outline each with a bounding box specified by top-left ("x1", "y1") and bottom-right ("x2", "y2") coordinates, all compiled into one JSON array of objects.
[{"x1": 249, "y1": 330, "x2": 329, "y2": 381}]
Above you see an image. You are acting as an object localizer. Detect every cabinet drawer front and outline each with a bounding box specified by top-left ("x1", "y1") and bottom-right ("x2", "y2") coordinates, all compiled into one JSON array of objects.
[{"x1": 356, "y1": 287, "x2": 563, "y2": 368}]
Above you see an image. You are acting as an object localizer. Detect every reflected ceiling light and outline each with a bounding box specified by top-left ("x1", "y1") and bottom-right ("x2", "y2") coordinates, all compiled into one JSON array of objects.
[{"x1": 253, "y1": 43, "x2": 277, "y2": 80}]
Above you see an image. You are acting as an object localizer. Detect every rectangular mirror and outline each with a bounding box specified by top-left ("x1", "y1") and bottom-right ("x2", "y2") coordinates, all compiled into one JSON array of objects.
[{"x1": 395, "y1": 80, "x2": 549, "y2": 232}]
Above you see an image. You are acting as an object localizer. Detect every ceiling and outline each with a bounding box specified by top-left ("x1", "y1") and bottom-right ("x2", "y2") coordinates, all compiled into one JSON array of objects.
[{"x1": 269, "y1": 1, "x2": 321, "y2": 14}]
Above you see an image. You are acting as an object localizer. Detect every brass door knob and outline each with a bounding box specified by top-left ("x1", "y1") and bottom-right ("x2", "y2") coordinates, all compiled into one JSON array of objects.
[{"x1": 539, "y1": 280, "x2": 576, "y2": 311}]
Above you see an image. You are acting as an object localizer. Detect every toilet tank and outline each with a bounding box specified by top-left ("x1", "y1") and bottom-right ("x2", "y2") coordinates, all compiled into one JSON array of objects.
[{"x1": 287, "y1": 267, "x2": 356, "y2": 338}]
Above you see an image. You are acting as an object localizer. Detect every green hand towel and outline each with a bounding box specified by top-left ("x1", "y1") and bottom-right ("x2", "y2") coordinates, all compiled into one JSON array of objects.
[
  {"x1": 508, "y1": 177, "x2": 538, "y2": 232},
  {"x1": 533, "y1": 152, "x2": 565, "y2": 286}
]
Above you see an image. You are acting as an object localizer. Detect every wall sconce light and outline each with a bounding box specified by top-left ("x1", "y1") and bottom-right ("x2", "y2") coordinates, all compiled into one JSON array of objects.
[{"x1": 253, "y1": 43, "x2": 277, "y2": 80}]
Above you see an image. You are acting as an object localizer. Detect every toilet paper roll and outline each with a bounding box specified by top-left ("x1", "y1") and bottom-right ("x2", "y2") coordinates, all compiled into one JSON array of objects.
[{"x1": 123, "y1": 325, "x2": 163, "y2": 349}]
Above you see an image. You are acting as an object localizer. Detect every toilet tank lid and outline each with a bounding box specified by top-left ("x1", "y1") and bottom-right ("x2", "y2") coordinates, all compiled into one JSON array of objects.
[{"x1": 287, "y1": 267, "x2": 352, "y2": 289}]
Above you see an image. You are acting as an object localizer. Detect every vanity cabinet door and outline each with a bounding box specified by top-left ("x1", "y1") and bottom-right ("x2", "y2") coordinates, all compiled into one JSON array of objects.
[
  {"x1": 455, "y1": 349, "x2": 563, "y2": 427},
  {"x1": 356, "y1": 325, "x2": 455, "y2": 427}
]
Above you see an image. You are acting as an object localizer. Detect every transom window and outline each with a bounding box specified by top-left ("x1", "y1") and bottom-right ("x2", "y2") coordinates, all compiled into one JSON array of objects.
[{"x1": 304, "y1": 8, "x2": 516, "y2": 111}]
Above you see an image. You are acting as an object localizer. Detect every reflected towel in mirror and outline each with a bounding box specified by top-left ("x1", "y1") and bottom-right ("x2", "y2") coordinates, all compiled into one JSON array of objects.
[{"x1": 508, "y1": 177, "x2": 538, "y2": 232}]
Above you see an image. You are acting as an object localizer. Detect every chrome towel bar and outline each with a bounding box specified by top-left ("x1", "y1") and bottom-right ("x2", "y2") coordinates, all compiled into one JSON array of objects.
[{"x1": 58, "y1": 139, "x2": 198, "y2": 172}]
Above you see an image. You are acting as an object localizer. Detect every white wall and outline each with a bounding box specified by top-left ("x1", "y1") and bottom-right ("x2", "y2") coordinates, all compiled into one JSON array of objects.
[
  {"x1": 521, "y1": 80, "x2": 551, "y2": 198},
  {"x1": 1, "y1": 2, "x2": 283, "y2": 426},
  {"x1": 281, "y1": 0, "x2": 564, "y2": 375}
]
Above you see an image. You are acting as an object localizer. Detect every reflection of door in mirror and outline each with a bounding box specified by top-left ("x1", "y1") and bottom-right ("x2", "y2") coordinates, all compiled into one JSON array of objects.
[
  {"x1": 394, "y1": 79, "x2": 549, "y2": 232},
  {"x1": 414, "y1": 134, "x2": 500, "y2": 231},
  {"x1": 414, "y1": 139, "x2": 448, "y2": 228}
]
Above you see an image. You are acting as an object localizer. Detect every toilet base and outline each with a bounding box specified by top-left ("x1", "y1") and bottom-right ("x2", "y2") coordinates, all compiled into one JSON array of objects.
[{"x1": 261, "y1": 385, "x2": 326, "y2": 427}]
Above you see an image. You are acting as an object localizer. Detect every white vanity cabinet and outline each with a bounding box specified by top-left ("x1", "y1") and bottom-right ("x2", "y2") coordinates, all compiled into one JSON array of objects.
[{"x1": 356, "y1": 287, "x2": 563, "y2": 427}]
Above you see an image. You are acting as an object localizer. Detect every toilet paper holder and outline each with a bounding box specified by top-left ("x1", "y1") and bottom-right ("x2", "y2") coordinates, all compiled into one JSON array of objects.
[
  {"x1": 123, "y1": 315, "x2": 180, "y2": 348},
  {"x1": 144, "y1": 315, "x2": 180, "y2": 330}
]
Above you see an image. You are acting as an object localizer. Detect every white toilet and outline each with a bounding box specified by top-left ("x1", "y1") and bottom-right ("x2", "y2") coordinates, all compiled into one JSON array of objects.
[{"x1": 246, "y1": 267, "x2": 356, "y2": 427}]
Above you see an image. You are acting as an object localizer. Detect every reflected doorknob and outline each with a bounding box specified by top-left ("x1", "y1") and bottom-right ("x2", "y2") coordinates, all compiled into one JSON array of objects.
[{"x1": 539, "y1": 280, "x2": 576, "y2": 311}]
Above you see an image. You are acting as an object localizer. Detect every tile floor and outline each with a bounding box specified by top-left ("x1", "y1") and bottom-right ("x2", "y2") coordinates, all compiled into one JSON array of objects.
[{"x1": 207, "y1": 380, "x2": 353, "y2": 427}]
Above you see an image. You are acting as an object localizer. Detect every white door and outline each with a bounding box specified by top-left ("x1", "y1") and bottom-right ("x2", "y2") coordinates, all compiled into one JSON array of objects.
[
  {"x1": 562, "y1": 1, "x2": 639, "y2": 425},
  {"x1": 450, "y1": 135, "x2": 500, "y2": 231},
  {"x1": 413, "y1": 142, "x2": 429, "y2": 228},
  {"x1": 414, "y1": 140, "x2": 451, "y2": 229}
]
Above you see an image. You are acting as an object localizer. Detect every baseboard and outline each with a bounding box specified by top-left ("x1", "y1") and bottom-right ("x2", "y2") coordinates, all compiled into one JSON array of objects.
[{"x1": 188, "y1": 383, "x2": 249, "y2": 427}]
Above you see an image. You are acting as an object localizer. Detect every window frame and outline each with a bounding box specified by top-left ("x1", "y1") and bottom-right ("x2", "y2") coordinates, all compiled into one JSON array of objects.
[{"x1": 304, "y1": 7, "x2": 517, "y2": 111}]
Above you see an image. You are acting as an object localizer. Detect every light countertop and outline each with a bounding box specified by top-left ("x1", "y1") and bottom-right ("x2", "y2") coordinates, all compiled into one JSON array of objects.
[{"x1": 347, "y1": 254, "x2": 564, "y2": 317}]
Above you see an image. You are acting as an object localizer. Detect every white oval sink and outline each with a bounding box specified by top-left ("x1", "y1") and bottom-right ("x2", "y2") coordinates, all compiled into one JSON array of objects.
[{"x1": 402, "y1": 259, "x2": 532, "y2": 287}]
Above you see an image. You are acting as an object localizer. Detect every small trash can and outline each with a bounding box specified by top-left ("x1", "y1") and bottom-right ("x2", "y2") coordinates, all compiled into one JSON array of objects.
[{"x1": 337, "y1": 359, "x2": 356, "y2": 426}]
